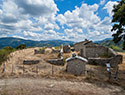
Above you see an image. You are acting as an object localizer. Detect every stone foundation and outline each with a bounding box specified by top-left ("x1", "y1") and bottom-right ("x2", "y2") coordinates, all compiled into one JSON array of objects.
[
  {"x1": 23, "y1": 60, "x2": 40, "y2": 65},
  {"x1": 34, "y1": 49, "x2": 45, "y2": 54},
  {"x1": 47, "y1": 59, "x2": 64, "y2": 66}
]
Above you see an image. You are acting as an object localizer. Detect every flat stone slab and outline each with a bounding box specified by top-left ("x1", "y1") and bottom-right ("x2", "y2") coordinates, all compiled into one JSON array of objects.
[
  {"x1": 47, "y1": 59, "x2": 64, "y2": 66},
  {"x1": 23, "y1": 60, "x2": 40, "y2": 65}
]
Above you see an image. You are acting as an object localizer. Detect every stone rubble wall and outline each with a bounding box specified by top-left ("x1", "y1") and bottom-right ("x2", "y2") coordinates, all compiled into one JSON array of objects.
[
  {"x1": 47, "y1": 59, "x2": 64, "y2": 66},
  {"x1": 79, "y1": 45, "x2": 123, "y2": 67},
  {"x1": 34, "y1": 49, "x2": 45, "y2": 54},
  {"x1": 66, "y1": 59, "x2": 86, "y2": 76},
  {"x1": 84, "y1": 46, "x2": 115, "y2": 58},
  {"x1": 88, "y1": 54, "x2": 122, "y2": 67},
  {"x1": 23, "y1": 60, "x2": 40, "y2": 65},
  {"x1": 74, "y1": 42, "x2": 96, "y2": 51}
]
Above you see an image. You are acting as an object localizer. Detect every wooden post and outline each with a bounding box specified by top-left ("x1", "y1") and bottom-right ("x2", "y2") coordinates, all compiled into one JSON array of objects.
[
  {"x1": 11, "y1": 64, "x2": 14, "y2": 75},
  {"x1": 23, "y1": 64, "x2": 24, "y2": 75},
  {"x1": 52, "y1": 65, "x2": 54, "y2": 76},
  {"x1": 2, "y1": 63, "x2": 5, "y2": 73},
  {"x1": 36, "y1": 65, "x2": 38, "y2": 74}
]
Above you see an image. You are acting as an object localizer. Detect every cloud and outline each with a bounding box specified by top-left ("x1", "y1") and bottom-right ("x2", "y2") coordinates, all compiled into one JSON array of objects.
[
  {"x1": 0, "y1": 0, "x2": 116, "y2": 41},
  {"x1": 0, "y1": 0, "x2": 59, "y2": 40},
  {"x1": 56, "y1": 3, "x2": 113, "y2": 41},
  {"x1": 100, "y1": 0, "x2": 106, "y2": 5},
  {"x1": 56, "y1": 2, "x2": 115, "y2": 41},
  {"x1": 57, "y1": 3, "x2": 100, "y2": 28},
  {"x1": 103, "y1": 1, "x2": 118, "y2": 17},
  {"x1": 14, "y1": 0, "x2": 58, "y2": 17}
]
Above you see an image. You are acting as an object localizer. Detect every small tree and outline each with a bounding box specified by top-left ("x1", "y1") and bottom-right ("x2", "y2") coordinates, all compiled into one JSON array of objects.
[
  {"x1": 16, "y1": 44, "x2": 26, "y2": 50},
  {"x1": 111, "y1": 0, "x2": 125, "y2": 50}
]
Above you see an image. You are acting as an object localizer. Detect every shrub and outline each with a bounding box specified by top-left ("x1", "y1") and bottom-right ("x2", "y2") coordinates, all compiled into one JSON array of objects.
[
  {"x1": 0, "y1": 47, "x2": 15, "y2": 65},
  {"x1": 16, "y1": 44, "x2": 26, "y2": 50}
]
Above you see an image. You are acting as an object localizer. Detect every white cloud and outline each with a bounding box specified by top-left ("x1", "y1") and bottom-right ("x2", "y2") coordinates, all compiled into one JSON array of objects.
[
  {"x1": 100, "y1": 0, "x2": 106, "y2": 5},
  {"x1": 14, "y1": 0, "x2": 58, "y2": 17},
  {"x1": 0, "y1": 0, "x2": 116, "y2": 41},
  {"x1": 0, "y1": 0, "x2": 59, "y2": 40},
  {"x1": 57, "y1": 3, "x2": 100, "y2": 29},
  {"x1": 103, "y1": 1, "x2": 118, "y2": 17},
  {"x1": 56, "y1": 2, "x2": 114, "y2": 41}
]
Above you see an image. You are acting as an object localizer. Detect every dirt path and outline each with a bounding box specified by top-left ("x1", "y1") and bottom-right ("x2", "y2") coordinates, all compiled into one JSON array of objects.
[{"x1": 0, "y1": 77, "x2": 124, "y2": 95}]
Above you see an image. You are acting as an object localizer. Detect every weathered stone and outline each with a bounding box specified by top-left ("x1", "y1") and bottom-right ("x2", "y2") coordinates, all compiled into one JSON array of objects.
[
  {"x1": 66, "y1": 54, "x2": 87, "y2": 76},
  {"x1": 63, "y1": 45, "x2": 71, "y2": 53},
  {"x1": 47, "y1": 59, "x2": 64, "y2": 66},
  {"x1": 23, "y1": 60, "x2": 40, "y2": 65},
  {"x1": 74, "y1": 39, "x2": 96, "y2": 51},
  {"x1": 51, "y1": 49, "x2": 60, "y2": 53},
  {"x1": 74, "y1": 39, "x2": 123, "y2": 67},
  {"x1": 34, "y1": 49, "x2": 45, "y2": 54}
]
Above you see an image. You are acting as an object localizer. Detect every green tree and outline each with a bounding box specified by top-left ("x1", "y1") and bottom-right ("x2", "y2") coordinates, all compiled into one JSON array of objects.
[
  {"x1": 111, "y1": 0, "x2": 125, "y2": 50},
  {"x1": 16, "y1": 44, "x2": 26, "y2": 50}
]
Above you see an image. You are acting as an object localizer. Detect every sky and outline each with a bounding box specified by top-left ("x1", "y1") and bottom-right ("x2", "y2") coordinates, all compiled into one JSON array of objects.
[{"x1": 0, "y1": 0, "x2": 119, "y2": 42}]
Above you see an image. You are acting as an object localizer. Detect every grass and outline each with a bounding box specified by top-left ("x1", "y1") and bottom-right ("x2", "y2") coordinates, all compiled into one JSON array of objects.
[
  {"x1": 39, "y1": 46, "x2": 46, "y2": 51},
  {"x1": 0, "y1": 47, "x2": 16, "y2": 65},
  {"x1": 55, "y1": 46, "x2": 61, "y2": 50},
  {"x1": 99, "y1": 53, "x2": 112, "y2": 58}
]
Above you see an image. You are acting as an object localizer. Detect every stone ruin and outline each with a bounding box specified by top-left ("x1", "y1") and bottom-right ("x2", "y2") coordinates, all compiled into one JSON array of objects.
[
  {"x1": 23, "y1": 60, "x2": 40, "y2": 65},
  {"x1": 74, "y1": 39, "x2": 123, "y2": 68},
  {"x1": 34, "y1": 49, "x2": 45, "y2": 54},
  {"x1": 63, "y1": 45, "x2": 71, "y2": 53},
  {"x1": 66, "y1": 53, "x2": 88, "y2": 76},
  {"x1": 47, "y1": 45, "x2": 64, "y2": 66},
  {"x1": 47, "y1": 59, "x2": 64, "y2": 66},
  {"x1": 51, "y1": 49, "x2": 60, "y2": 53}
]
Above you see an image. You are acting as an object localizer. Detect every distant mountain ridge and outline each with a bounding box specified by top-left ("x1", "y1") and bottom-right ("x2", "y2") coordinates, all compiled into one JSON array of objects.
[
  {"x1": 0, "y1": 37, "x2": 74, "y2": 49},
  {"x1": 0, "y1": 37, "x2": 124, "y2": 52}
]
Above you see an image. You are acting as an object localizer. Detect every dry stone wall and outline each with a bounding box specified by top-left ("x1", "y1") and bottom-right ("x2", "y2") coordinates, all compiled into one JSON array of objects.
[{"x1": 66, "y1": 59, "x2": 86, "y2": 76}]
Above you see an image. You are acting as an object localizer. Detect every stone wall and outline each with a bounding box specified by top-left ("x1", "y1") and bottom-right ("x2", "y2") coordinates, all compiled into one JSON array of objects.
[
  {"x1": 34, "y1": 49, "x2": 45, "y2": 54},
  {"x1": 88, "y1": 54, "x2": 123, "y2": 67},
  {"x1": 63, "y1": 45, "x2": 71, "y2": 53},
  {"x1": 47, "y1": 59, "x2": 64, "y2": 66},
  {"x1": 66, "y1": 59, "x2": 86, "y2": 75},
  {"x1": 81, "y1": 46, "x2": 115, "y2": 58},
  {"x1": 79, "y1": 45, "x2": 123, "y2": 67},
  {"x1": 23, "y1": 60, "x2": 40, "y2": 65},
  {"x1": 51, "y1": 49, "x2": 60, "y2": 53},
  {"x1": 74, "y1": 42, "x2": 96, "y2": 51}
]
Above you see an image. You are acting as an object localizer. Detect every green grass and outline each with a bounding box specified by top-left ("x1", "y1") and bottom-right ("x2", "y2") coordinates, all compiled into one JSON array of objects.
[
  {"x1": 55, "y1": 46, "x2": 61, "y2": 50},
  {"x1": 0, "y1": 45, "x2": 25, "y2": 65}
]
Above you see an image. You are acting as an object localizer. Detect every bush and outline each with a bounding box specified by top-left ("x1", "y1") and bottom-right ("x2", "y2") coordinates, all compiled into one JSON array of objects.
[
  {"x1": 0, "y1": 47, "x2": 15, "y2": 65},
  {"x1": 55, "y1": 46, "x2": 61, "y2": 50},
  {"x1": 16, "y1": 44, "x2": 26, "y2": 50}
]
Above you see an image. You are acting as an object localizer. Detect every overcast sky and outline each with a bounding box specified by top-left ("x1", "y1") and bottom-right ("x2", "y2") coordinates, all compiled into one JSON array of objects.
[{"x1": 0, "y1": 0, "x2": 119, "y2": 41}]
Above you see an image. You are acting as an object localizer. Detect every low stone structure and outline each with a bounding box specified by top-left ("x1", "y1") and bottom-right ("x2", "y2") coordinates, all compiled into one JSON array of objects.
[
  {"x1": 88, "y1": 54, "x2": 122, "y2": 67},
  {"x1": 74, "y1": 39, "x2": 123, "y2": 67},
  {"x1": 47, "y1": 59, "x2": 64, "y2": 66},
  {"x1": 23, "y1": 60, "x2": 40, "y2": 65},
  {"x1": 63, "y1": 45, "x2": 71, "y2": 53},
  {"x1": 74, "y1": 39, "x2": 96, "y2": 51},
  {"x1": 51, "y1": 49, "x2": 60, "y2": 53},
  {"x1": 34, "y1": 49, "x2": 45, "y2": 54},
  {"x1": 66, "y1": 53, "x2": 88, "y2": 76}
]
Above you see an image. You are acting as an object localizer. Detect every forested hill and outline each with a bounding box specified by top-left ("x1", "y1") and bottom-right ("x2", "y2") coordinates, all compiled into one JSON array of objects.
[
  {"x1": 0, "y1": 37, "x2": 124, "y2": 52},
  {"x1": 95, "y1": 38, "x2": 124, "y2": 52},
  {"x1": 0, "y1": 37, "x2": 74, "y2": 49}
]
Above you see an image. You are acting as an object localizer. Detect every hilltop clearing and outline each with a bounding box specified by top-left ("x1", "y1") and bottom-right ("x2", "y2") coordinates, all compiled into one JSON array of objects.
[{"x1": 0, "y1": 48, "x2": 124, "y2": 95}]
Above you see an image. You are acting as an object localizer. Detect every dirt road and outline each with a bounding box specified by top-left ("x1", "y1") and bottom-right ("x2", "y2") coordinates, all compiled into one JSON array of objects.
[{"x1": 0, "y1": 77, "x2": 124, "y2": 95}]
